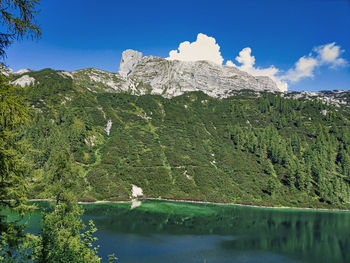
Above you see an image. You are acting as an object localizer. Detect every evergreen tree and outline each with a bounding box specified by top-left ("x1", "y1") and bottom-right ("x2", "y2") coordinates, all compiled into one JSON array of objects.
[
  {"x1": 35, "y1": 148, "x2": 104, "y2": 262},
  {"x1": 37, "y1": 201, "x2": 101, "y2": 263},
  {"x1": 0, "y1": 0, "x2": 41, "y2": 58},
  {"x1": 0, "y1": 75, "x2": 34, "y2": 261}
]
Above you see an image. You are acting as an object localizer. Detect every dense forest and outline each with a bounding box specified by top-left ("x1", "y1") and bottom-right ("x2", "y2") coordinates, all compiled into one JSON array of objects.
[{"x1": 13, "y1": 68, "x2": 350, "y2": 209}]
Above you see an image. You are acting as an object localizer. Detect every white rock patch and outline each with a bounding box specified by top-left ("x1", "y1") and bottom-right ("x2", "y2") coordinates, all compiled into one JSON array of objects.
[
  {"x1": 12, "y1": 75, "x2": 35, "y2": 87},
  {"x1": 320, "y1": 110, "x2": 328, "y2": 116},
  {"x1": 105, "y1": 119, "x2": 112, "y2": 135},
  {"x1": 132, "y1": 184, "x2": 143, "y2": 198},
  {"x1": 84, "y1": 135, "x2": 96, "y2": 147},
  {"x1": 60, "y1": 71, "x2": 73, "y2": 78},
  {"x1": 184, "y1": 170, "x2": 191, "y2": 180}
]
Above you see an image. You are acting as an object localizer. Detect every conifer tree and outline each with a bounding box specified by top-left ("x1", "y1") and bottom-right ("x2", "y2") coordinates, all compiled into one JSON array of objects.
[{"x1": 0, "y1": 74, "x2": 34, "y2": 261}]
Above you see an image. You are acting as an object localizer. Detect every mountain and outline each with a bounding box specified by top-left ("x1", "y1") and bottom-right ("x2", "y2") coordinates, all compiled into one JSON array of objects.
[
  {"x1": 7, "y1": 57, "x2": 350, "y2": 209},
  {"x1": 117, "y1": 49, "x2": 281, "y2": 97},
  {"x1": 11, "y1": 49, "x2": 282, "y2": 97}
]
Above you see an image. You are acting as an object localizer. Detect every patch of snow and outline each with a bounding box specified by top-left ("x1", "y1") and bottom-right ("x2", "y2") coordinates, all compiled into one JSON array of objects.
[
  {"x1": 132, "y1": 184, "x2": 143, "y2": 198},
  {"x1": 12, "y1": 75, "x2": 35, "y2": 87},
  {"x1": 105, "y1": 119, "x2": 112, "y2": 135}
]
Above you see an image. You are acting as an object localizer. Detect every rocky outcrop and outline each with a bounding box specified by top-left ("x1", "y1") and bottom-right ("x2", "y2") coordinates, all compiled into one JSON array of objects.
[
  {"x1": 11, "y1": 75, "x2": 35, "y2": 87},
  {"x1": 118, "y1": 49, "x2": 143, "y2": 77},
  {"x1": 125, "y1": 55, "x2": 280, "y2": 97},
  {"x1": 114, "y1": 49, "x2": 281, "y2": 98}
]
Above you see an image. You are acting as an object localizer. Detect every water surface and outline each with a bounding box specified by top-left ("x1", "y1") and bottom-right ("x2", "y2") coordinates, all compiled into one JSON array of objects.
[{"x1": 27, "y1": 201, "x2": 350, "y2": 263}]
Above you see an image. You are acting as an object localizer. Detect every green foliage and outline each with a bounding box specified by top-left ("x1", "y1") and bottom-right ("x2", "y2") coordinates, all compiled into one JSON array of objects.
[
  {"x1": 0, "y1": 0, "x2": 41, "y2": 58},
  {"x1": 36, "y1": 202, "x2": 101, "y2": 263},
  {"x1": 0, "y1": 74, "x2": 34, "y2": 261},
  {"x1": 0, "y1": 73, "x2": 115, "y2": 262},
  {"x1": 11, "y1": 69, "x2": 350, "y2": 209},
  {"x1": 44, "y1": 145, "x2": 82, "y2": 204}
]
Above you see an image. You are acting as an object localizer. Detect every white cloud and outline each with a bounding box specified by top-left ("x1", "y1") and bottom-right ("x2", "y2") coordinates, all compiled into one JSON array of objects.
[
  {"x1": 226, "y1": 60, "x2": 235, "y2": 67},
  {"x1": 226, "y1": 47, "x2": 288, "y2": 92},
  {"x1": 229, "y1": 43, "x2": 347, "y2": 90},
  {"x1": 282, "y1": 56, "x2": 318, "y2": 83},
  {"x1": 235, "y1": 47, "x2": 255, "y2": 70},
  {"x1": 167, "y1": 34, "x2": 347, "y2": 92},
  {"x1": 281, "y1": 42, "x2": 347, "y2": 83},
  {"x1": 167, "y1": 33, "x2": 224, "y2": 65},
  {"x1": 314, "y1": 42, "x2": 346, "y2": 68}
]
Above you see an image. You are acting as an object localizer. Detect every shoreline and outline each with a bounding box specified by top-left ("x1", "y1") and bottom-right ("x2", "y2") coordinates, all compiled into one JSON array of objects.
[{"x1": 28, "y1": 198, "x2": 350, "y2": 212}]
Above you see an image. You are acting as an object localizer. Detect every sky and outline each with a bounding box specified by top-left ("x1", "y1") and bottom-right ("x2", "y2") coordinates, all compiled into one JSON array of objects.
[{"x1": 4, "y1": 0, "x2": 350, "y2": 92}]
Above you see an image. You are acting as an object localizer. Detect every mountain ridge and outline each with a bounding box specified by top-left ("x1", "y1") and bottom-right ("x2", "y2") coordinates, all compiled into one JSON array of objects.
[
  {"x1": 6, "y1": 67, "x2": 350, "y2": 209},
  {"x1": 10, "y1": 49, "x2": 283, "y2": 98}
]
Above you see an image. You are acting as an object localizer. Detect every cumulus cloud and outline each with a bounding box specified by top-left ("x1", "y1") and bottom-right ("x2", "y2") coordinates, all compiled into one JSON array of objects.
[
  {"x1": 228, "y1": 43, "x2": 347, "y2": 91},
  {"x1": 282, "y1": 56, "x2": 318, "y2": 83},
  {"x1": 234, "y1": 47, "x2": 255, "y2": 70},
  {"x1": 167, "y1": 33, "x2": 224, "y2": 65},
  {"x1": 226, "y1": 47, "x2": 288, "y2": 91},
  {"x1": 167, "y1": 34, "x2": 347, "y2": 92},
  {"x1": 281, "y1": 42, "x2": 347, "y2": 83},
  {"x1": 314, "y1": 42, "x2": 346, "y2": 68}
]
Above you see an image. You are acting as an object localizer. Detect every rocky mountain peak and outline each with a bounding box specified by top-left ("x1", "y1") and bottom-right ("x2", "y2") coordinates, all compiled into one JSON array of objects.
[{"x1": 118, "y1": 49, "x2": 143, "y2": 77}]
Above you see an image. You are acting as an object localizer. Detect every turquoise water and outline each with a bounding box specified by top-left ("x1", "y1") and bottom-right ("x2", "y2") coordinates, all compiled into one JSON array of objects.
[{"x1": 26, "y1": 201, "x2": 350, "y2": 263}]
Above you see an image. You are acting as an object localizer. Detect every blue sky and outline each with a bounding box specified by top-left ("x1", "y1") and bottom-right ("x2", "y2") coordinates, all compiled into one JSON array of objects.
[{"x1": 5, "y1": 0, "x2": 350, "y2": 91}]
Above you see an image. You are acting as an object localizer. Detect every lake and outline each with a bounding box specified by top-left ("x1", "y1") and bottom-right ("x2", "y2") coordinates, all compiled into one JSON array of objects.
[{"x1": 26, "y1": 200, "x2": 350, "y2": 263}]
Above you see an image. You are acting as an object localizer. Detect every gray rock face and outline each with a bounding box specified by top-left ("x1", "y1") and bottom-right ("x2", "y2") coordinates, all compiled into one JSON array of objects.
[
  {"x1": 73, "y1": 49, "x2": 283, "y2": 98},
  {"x1": 118, "y1": 49, "x2": 143, "y2": 77},
  {"x1": 124, "y1": 55, "x2": 280, "y2": 98}
]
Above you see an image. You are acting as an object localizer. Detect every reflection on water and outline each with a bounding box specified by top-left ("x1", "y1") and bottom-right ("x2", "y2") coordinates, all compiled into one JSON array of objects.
[
  {"x1": 29, "y1": 201, "x2": 350, "y2": 263},
  {"x1": 130, "y1": 199, "x2": 142, "y2": 209}
]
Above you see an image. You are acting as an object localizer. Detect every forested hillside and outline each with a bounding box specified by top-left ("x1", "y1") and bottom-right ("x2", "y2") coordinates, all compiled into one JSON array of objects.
[{"x1": 16, "y1": 69, "x2": 350, "y2": 209}]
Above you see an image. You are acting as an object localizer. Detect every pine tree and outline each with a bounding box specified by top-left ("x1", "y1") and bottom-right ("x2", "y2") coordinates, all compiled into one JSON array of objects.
[
  {"x1": 0, "y1": 0, "x2": 41, "y2": 58},
  {"x1": 37, "y1": 201, "x2": 101, "y2": 263},
  {"x1": 0, "y1": 75, "x2": 35, "y2": 261},
  {"x1": 35, "y1": 148, "x2": 102, "y2": 263}
]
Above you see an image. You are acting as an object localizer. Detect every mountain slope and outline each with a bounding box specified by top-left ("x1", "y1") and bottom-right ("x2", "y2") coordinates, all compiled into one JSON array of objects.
[
  {"x1": 12, "y1": 49, "x2": 283, "y2": 98},
  {"x1": 12, "y1": 68, "x2": 350, "y2": 209}
]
